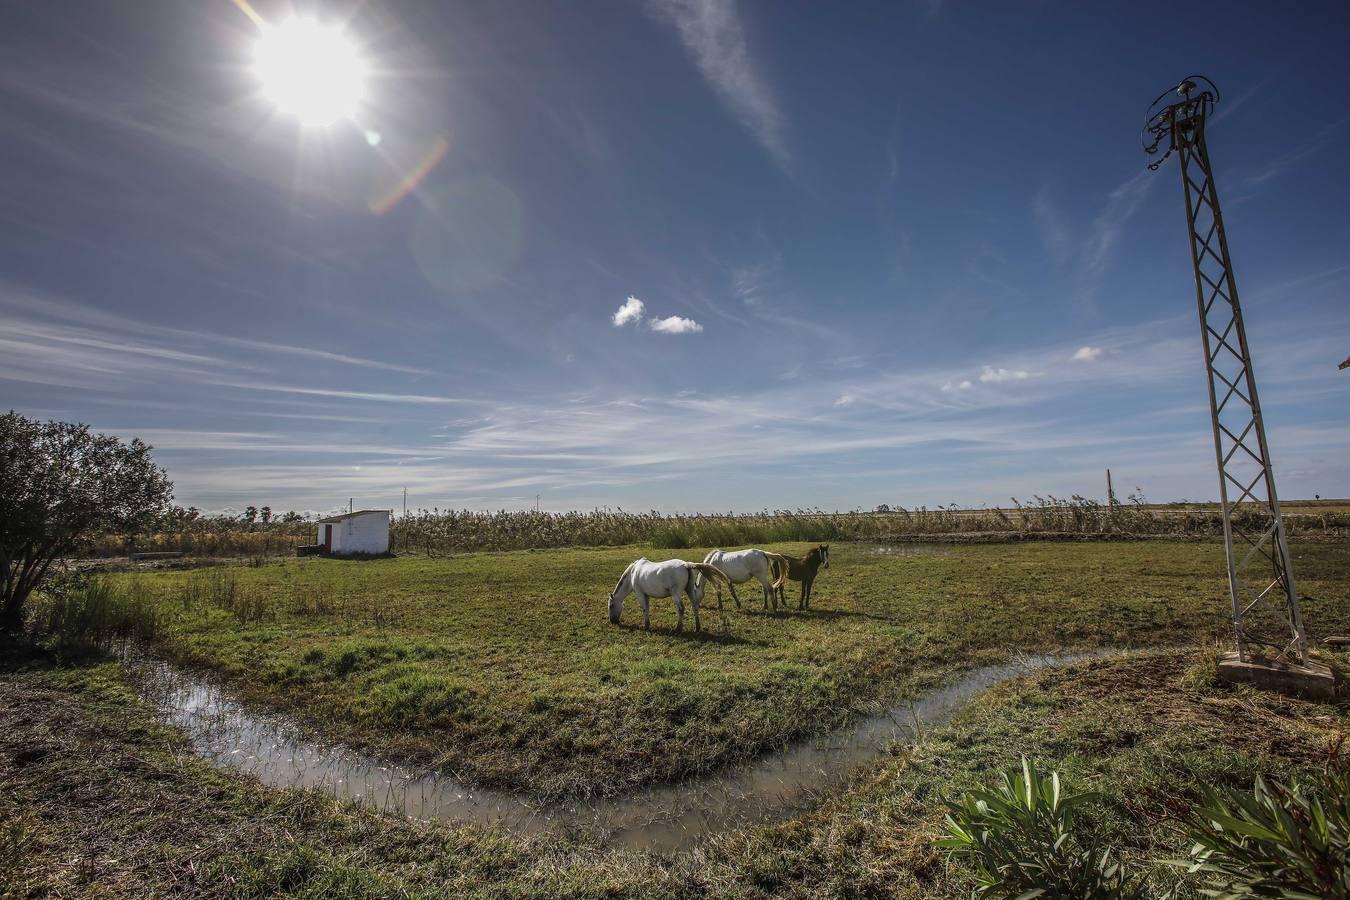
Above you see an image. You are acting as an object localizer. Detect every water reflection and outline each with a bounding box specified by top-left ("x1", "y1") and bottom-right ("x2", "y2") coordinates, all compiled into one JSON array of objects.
[{"x1": 131, "y1": 652, "x2": 1101, "y2": 852}]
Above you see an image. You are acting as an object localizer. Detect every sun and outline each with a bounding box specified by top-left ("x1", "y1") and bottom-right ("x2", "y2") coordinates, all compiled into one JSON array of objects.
[{"x1": 254, "y1": 18, "x2": 366, "y2": 126}]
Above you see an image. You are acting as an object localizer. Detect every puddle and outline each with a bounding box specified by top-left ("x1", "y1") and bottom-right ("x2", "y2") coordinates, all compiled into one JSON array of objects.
[{"x1": 129, "y1": 651, "x2": 1107, "y2": 852}]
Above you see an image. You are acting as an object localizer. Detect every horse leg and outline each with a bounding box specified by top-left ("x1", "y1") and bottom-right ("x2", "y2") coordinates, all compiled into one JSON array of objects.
[
  {"x1": 673, "y1": 589, "x2": 686, "y2": 632},
  {"x1": 637, "y1": 591, "x2": 650, "y2": 629},
  {"x1": 757, "y1": 574, "x2": 772, "y2": 613},
  {"x1": 692, "y1": 591, "x2": 702, "y2": 632},
  {"x1": 802, "y1": 578, "x2": 812, "y2": 610},
  {"x1": 729, "y1": 583, "x2": 741, "y2": 609}
]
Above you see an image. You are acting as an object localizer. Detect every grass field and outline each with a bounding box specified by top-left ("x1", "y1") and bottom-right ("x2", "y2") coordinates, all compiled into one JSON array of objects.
[{"x1": 93, "y1": 539, "x2": 1350, "y2": 800}]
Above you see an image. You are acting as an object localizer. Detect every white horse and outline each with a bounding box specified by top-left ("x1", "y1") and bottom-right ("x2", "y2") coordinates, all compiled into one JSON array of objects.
[
  {"x1": 701, "y1": 548, "x2": 790, "y2": 611},
  {"x1": 608, "y1": 557, "x2": 730, "y2": 632}
]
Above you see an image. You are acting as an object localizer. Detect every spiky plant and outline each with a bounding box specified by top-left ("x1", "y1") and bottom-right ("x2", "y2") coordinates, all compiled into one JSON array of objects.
[
  {"x1": 1176, "y1": 758, "x2": 1349, "y2": 899},
  {"x1": 939, "y1": 757, "x2": 1141, "y2": 899}
]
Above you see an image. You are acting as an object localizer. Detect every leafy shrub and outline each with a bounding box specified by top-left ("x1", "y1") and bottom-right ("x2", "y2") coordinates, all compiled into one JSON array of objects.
[
  {"x1": 939, "y1": 757, "x2": 1141, "y2": 898},
  {"x1": 1176, "y1": 759, "x2": 1349, "y2": 898}
]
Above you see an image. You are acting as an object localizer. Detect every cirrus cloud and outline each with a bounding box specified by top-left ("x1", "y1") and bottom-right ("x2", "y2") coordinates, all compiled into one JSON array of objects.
[
  {"x1": 979, "y1": 366, "x2": 1032, "y2": 384},
  {"x1": 1072, "y1": 345, "x2": 1104, "y2": 362},
  {"x1": 647, "y1": 0, "x2": 790, "y2": 171}
]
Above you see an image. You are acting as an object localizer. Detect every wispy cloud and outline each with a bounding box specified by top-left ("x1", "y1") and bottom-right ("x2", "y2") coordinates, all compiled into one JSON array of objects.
[
  {"x1": 0, "y1": 285, "x2": 436, "y2": 378},
  {"x1": 1242, "y1": 119, "x2": 1348, "y2": 186},
  {"x1": 979, "y1": 366, "x2": 1032, "y2": 384},
  {"x1": 1032, "y1": 172, "x2": 1156, "y2": 309},
  {"x1": 1082, "y1": 171, "x2": 1153, "y2": 281},
  {"x1": 59, "y1": 311, "x2": 1342, "y2": 512},
  {"x1": 649, "y1": 315, "x2": 704, "y2": 334},
  {"x1": 1072, "y1": 346, "x2": 1104, "y2": 362},
  {"x1": 218, "y1": 382, "x2": 472, "y2": 405},
  {"x1": 1031, "y1": 187, "x2": 1073, "y2": 267},
  {"x1": 203, "y1": 335, "x2": 434, "y2": 376},
  {"x1": 612, "y1": 296, "x2": 646, "y2": 326},
  {"x1": 647, "y1": 0, "x2": 791, "y2": 170}
]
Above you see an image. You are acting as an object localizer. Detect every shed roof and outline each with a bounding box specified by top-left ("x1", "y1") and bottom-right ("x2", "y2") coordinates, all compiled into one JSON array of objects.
[{"x1": 316, "y1": 509, "x2": 389, "y2": 524}]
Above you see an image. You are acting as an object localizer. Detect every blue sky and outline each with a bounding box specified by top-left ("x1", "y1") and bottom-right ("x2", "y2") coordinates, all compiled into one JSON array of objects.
[{"x1": 2, "y1": 0, "x2": 1347, "y2": 516}]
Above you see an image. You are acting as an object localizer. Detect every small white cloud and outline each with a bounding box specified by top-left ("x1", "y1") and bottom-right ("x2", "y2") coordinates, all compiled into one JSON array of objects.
[
  {"x1": 612, "y1": 296, "x2": 645, "y2": 327},
  {"x1": 979, "y1": 366, "x2": 1031, "y2": 384},
  {"x1": 941, "y1": 380, "x2": 973, "y2": 392},
  {"x1": 834, "y1": 394, "x2": 854, "y2": 407},
  {"x1": 1072, "y1": 345, "x2": 1103, "y2": 362},
  {"x1": 649, "y1": 315, "x2": 703, "y2": 334}
]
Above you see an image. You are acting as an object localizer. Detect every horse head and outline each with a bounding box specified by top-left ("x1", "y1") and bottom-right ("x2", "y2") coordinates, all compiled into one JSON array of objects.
[
  {"x1": 608, "y1": 562, "x2": 637, "y2": 623},
  {"x1": 818, "y1": 544, "x2": 830, "y2": 569}
]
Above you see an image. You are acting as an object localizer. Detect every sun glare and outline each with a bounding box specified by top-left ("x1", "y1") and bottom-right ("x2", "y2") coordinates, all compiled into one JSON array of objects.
[{"x1": 254, "y1": 18, "x2": 366, "y2": 126}]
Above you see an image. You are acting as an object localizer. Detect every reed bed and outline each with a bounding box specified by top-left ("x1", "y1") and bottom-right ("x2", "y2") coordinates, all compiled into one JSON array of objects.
[
  {"x1": 390, "y1": 497, "x2": 1350, "y2": 553},
  {"x1": 81, "y1": 496, "x2": 1350, "y2": 560}
]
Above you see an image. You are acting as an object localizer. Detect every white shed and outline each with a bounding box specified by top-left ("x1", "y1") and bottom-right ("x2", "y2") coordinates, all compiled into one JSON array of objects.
[{"x1": 316, "y1": 509, "x2": 390, "y2": 555}]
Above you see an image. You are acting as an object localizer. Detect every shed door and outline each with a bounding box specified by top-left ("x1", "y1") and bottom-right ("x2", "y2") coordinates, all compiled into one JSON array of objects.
[{"x1": 323, "y1": 524, "x2": 332, "y2": 551}]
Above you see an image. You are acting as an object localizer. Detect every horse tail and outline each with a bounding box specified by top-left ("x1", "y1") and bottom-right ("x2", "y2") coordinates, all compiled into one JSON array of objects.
[
  {"x1": 702, "y1": 549, "x2": 720, "y2": 565},
  {"x1": 687, "y1": 563, "x2": 731, "y2": 593},
  {"x1": 763, "y1": 552, "x2": 791, "y2": 589}
]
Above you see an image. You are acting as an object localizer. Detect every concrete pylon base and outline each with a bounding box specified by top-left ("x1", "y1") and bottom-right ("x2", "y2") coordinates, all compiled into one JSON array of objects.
[{"x1": 1216, "y1": 650, "x2": 1340, "y2": 701}]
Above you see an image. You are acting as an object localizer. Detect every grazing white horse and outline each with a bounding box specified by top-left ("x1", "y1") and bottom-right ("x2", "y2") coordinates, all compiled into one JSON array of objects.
[
  {"x1": 701, "y1": 549, "x2": 790, "y2": 611},
  {"x1": 608, "y1": 557, "x2": 730, "y2": 632}
]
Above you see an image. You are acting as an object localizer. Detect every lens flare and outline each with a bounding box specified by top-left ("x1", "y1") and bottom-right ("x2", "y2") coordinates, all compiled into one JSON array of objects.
[{"x1": 254, "y1": 18, "x2": 366, "y2": 125}]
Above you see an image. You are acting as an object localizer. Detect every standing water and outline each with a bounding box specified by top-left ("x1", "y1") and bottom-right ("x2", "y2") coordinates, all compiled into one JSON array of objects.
[{"x1": 130, "y1": 652, "x2": 1105, "y2": 852}]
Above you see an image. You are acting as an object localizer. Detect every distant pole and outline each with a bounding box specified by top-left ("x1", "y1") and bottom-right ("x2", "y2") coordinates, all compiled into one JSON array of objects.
[
  {"x1": 1106, "y1": 469, "x2": 1115, "y2": 506},
  {"x1": 536, "y1": 494, "x2": 540, "y2": 512},
  {"x1": 403, "y1": 487, "x2": 407, "y2": 518}
]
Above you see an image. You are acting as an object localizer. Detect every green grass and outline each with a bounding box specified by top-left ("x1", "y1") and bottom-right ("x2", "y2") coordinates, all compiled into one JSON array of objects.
[
  {"x1": 102, "y1": 539, "x2": 1350, "y2": 799},
  {"x1": 3, "y1": 639, "x2": 1345, "y2": 897}
]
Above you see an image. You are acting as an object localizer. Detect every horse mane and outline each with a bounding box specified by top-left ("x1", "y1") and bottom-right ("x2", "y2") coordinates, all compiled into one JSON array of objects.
[{"x1": 611, "y1": 561, "x2": 636, "y2": 596}]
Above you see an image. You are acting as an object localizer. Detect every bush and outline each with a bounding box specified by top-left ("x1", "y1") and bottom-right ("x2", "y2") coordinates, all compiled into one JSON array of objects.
[
  {"x1": 939, "y1": 757, "x2": 1141, "y2": 898},
  {"x1": 1176, "y1": 757, "x2": 1350, "y2": 898}
]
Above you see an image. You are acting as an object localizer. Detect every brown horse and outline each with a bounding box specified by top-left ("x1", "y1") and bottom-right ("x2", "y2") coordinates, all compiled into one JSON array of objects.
[{"x1": 774, "y1": 544, "x2": 830, "y2": 610}]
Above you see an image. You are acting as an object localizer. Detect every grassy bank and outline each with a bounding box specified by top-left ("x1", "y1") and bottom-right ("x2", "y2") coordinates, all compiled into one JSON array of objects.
[
  {"x1": 89, "y1": 539, "x2": 1350, "y2": 799},
  {"x1": 2, "y1": 643, "x2": 1345, "y2": 897}
]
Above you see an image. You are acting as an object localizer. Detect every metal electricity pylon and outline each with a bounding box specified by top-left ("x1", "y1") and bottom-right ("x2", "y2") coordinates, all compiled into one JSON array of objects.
[{"x1": 1143, "y1": 76, "x2": 1308, "y2": 664}]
